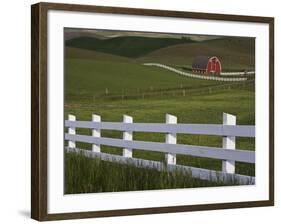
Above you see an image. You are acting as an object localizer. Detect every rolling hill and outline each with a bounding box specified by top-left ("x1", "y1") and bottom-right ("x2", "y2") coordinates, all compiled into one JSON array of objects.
[
  {"x1": 65, "y1": 36, "x2": 194, "y2": 58},
  {"x1": 136, "y1": 37, "x2": 255, "y2": 70},
  {"x1": 65, "y1": 46, "x2": 131, "y2": 62},
  {"x1": 65, "y1": 36, "x2": 255, "y2": 71}
]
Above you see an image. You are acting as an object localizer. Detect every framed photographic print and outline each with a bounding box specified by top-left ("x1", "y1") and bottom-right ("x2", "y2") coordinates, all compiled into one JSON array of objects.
[{"x1": 31, "y1": 2, "x2": 274, "y2": 221}]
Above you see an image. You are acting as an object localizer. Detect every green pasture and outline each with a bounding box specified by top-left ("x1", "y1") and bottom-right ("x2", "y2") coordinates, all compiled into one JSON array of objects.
[
  {"x1": 64, "y1": 88, "x2": 255, "y2": 193},
  {"x1": 64, "y1": 58, "x2": 224, "y2": 101},
  {"x1": 64, "y1": 33, "x2": 255, "y2": 193}
]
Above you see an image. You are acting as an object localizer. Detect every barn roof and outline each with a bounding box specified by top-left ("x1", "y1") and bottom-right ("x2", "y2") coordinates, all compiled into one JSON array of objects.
[{"x1": 192, "y1": 56, "x2": 211, "y2": 70}]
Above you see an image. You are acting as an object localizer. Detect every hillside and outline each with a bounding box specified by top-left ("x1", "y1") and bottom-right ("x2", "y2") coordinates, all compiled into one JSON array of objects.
[
  {"x1": 64, "y1": 36, "x2": 255, "y2": 101},
  {"x1": 65, "y1": 36, "x2": 194, "y2": 58},
  {"x1": 137, "y1": 37, "x2": 255, "y2": 70},
  {"x1": 65, "y1": 35, "x2": 255, "y2": 71},
  {"x1": 64, "y1": 58, "x2": 223, "y2": 101},
  {"x1": 65, "y1": 46, "x2": 131, "y2": 62},
  {"x1": 64, "y1": 28, "x2": 108, "y2": 40}
]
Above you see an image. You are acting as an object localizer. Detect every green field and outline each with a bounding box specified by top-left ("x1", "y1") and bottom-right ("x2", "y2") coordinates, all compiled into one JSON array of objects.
[
  {"x1": 64, "y1": 33, "x2": 255, "y2": 193},
  {"x1": 65, "y1": 57, "x2": 225, "y2": 101},
  {"x1": 65, "y1": 88, "x2": 255, "y2": 193}
]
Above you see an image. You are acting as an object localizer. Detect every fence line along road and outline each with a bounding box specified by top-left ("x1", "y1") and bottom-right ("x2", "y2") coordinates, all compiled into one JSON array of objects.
[
  {"x1": 88, "y1": 79, "x2": 254, "y2": 102},
  {"x1": 65, "y1": 113, "x2": 255, "y2": 185},
  {"x1": 143, "y1": 63, "x2": 250, "y2": 82}
]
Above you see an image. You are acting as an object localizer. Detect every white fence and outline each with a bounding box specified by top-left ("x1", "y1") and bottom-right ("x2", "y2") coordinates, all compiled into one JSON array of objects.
[
  {"x1": 65, "y1": 113, "x2": 255, "y2": 185},
  {"x1": 221, "y1": 71, "x2": 255, "y2": 76},
  {"x1": 143, "y1": 63, "x2": 249, "y2": 82}
]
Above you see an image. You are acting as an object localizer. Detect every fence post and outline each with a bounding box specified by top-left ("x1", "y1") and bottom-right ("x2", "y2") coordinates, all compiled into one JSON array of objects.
[
  {"x1": 68, "y1": 114, "x2": 76, "y2": 149},
  {"x1": 92, "y1": 114, "x2": 101, "y2": 153},
  {"x1": 123, "y1": 115, "x2": 133, "y2": 158},
  {"x1": 222, "y1": 113, "x2": 236, "y2": 173},
  {"x1": 165, "y1": 114, "x2": 177, "y2": 165}
]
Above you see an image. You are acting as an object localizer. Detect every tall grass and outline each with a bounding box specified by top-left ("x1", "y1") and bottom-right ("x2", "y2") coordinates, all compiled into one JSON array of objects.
[{"x1": 65, "y1": 151, "x2": 237, "y2": 194}]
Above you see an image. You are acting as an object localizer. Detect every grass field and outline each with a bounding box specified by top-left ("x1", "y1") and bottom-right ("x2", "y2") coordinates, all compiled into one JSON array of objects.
[
  {"x1": 65, "y1": 58, "x2": 224, "y2": 101},
  {"x1": 65, "y1": 87, "x2": 255, "y2": 193},
  {"x1": 64, "y1": 32, "x2": 255, "y2": 193}
]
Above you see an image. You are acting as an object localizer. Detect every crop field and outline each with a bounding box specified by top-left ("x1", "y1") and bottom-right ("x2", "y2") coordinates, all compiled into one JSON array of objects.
[{"x1": 64, "y1": 33, "x2": 255, "y2": 193}]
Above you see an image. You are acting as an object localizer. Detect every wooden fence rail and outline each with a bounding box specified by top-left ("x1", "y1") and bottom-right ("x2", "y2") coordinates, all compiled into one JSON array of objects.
[{"x1": 65, "y1": 113, "x2": 255, "y2": 184}]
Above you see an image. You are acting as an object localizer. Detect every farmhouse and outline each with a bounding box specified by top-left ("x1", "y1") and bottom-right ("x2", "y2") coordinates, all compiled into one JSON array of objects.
[{"x1": 192, "y1": 56, "x2": 222, "y2": 75}]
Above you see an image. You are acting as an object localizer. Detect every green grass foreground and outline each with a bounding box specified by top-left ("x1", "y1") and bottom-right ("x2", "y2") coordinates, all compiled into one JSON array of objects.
[
  {"x1": 64, "y1": 151, "x2": 236, "y2": 194},
  {"x1": 65, "y1": 88, "x2": 255, "y2": 179}
]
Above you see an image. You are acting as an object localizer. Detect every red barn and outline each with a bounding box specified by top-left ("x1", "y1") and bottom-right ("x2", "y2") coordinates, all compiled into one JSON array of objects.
[{"x1": 192, "y1": 56, "x2": 222, "y2": 75}]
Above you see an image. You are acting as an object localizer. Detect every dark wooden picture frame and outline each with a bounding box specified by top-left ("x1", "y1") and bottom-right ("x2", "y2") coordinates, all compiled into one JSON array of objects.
[{"x1": 31, "y1": 2, "x2": 274, "y2": 221}]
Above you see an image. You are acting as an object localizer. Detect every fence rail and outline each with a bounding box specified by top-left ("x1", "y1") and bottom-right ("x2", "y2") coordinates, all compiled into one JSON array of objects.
[
  {"x1": 67, "y1": 80, "x2": 254, "y2": 103},
  {"x1": 65, "y1": 121, "x2": 255, "y2": 137},
  {"x1": 65, "y1": 113, "x2": 255, "y2": 184},
  {"x1": 221, "y1": 71, "x2": 255, "y2": 76}
]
